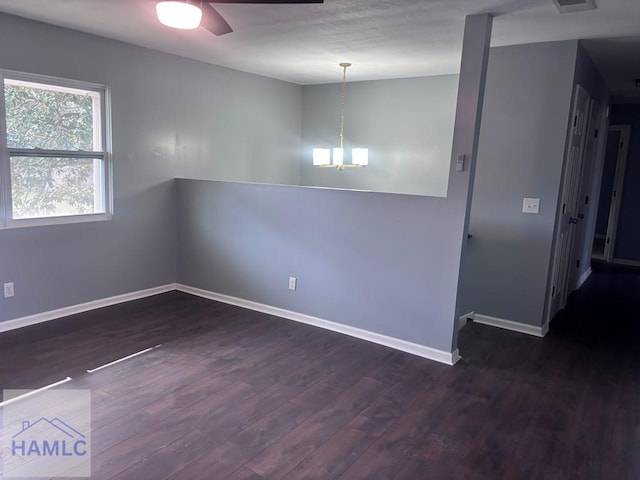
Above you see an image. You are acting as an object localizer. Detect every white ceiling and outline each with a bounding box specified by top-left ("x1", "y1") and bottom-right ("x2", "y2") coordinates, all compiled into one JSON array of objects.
[{"x1": 0, "y1": 0, "x2": 639, "y2": 94}]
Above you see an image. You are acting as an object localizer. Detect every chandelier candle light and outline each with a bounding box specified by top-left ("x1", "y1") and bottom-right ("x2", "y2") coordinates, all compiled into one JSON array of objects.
[{"x1": 313, "y1": 63, "x2": 368, "y2": 170}]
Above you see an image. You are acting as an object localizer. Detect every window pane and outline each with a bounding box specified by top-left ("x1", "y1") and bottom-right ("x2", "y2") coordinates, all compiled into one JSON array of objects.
[
  {"x1": 10, "y1": 157, "x2": 105, "y2": 220},
  {"x1": 4, "y1": 79, "x2": 101, "y2": 151}
]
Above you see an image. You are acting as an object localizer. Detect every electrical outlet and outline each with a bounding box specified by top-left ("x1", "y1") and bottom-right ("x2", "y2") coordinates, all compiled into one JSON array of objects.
[
  {"x1": 523, "y1": 198, "x2": 540, "y2": 214},
  {"x1": 289, "y1": 277, "x2": 297, "y2": 291},
  {"x1": 4, "y1": 282, "x2": 14, "y2": 298}
]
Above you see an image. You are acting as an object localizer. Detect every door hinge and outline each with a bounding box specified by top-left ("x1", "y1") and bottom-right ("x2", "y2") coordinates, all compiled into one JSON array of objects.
[
  {"x1": 585, "y1": 195, "x2": 589, "y2": 205},
  {"x1": 613, "y1": 190, "x2": 617, "y2": 198},
  {"x1": 607, "y1": 237, "x2": 611, "y2": 244},
  {"x1": 562, "y1": 203, "x2": 567, "y2": 214},
  {"x1": 552, "y1": 286, "x2": 556, "y2": 296},
  {"x1": 594, "y1": 129, "x2": 599, "y2": 138},
  {"x1": 576, "y1": 259, "x2": 580, "y2": 269},
  {"x1": 573, "y1": 115, "x2": 578, "y2": 127}
]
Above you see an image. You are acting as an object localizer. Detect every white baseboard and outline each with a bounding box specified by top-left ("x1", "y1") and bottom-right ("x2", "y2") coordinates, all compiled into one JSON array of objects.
[
  {"x1": 464, "y1": 312, "x2": 547, "y2": 338},
  {"x1": 612, "y1": 258, "x2": 640, "y2": 268},
  {"x1": 0, "y1": 282, "x2": 461, "y2": 366},
  {"x1": 458, "y1": 312, "x2": 473, "y2": 331},
  {"x1": 541, "y1": 321, "x2": 550, "y2": 337},
  {"x1": 576, "y1": 267, "x2": 592, "y2": 289},
  {"x1": 0, "y1": 284, "x2": 177, "y2": 334},
  {"x1": 177, "y1": 284, "x2": 460, "y2": 366}
]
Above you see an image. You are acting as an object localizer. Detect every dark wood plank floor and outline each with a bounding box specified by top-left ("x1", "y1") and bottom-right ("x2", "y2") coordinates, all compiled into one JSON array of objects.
[{"x1": 0, "y1": 262, "x2": 638, "y2": 479}]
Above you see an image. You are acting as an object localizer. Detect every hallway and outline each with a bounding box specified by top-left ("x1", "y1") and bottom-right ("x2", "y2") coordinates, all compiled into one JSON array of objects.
[
  {"x1": 552, "y1": 263, "x2": 640, "y2": 355},
  {"x1": 457, "y1": 262, "x2": 640, "y2": 478}
]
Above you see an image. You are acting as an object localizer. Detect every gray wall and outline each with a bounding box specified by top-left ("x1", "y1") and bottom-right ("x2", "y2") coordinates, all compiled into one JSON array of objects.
[
  {"x1": 177, "y1": 69, "x2": 301, "y2": 186},
  {"x1": 300, "y1": 75, "x2": 458, "y2": 196},
  {"x1": 610, "y1": 105, "x2": 640, "y2": 262},
  {"x1": 0, "y1": 11, "x2": 490, "y2": 358},
  {"x1": 461, "y1": 41, "x2": 579, "y2": 326},
  {"x1": 176, "y1": 180, "x2": 460, "y2": 351},
  {"x1": 573, "y1": 43, "x2": 610, "y2": 108},
  {"x1": 0, "y1": 13, "x2": 301, "y2": 323},
  {"x1": 176, "y1": 13, "x2": 493, "y2": 356}
]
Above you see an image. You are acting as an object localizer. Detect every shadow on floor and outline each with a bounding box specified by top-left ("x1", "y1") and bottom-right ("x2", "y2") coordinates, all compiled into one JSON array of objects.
[{"x1": 550, "y1": 262, "x2": 640, "y2": 356}]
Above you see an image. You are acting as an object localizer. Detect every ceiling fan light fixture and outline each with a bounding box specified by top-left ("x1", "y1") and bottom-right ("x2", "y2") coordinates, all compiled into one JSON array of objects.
[{"x1": 156, "y1": 1, "x2": 203, "y2": 30}]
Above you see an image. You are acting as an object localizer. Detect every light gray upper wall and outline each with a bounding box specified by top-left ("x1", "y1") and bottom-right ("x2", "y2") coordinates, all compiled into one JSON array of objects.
[
  {"x1": 177, "y1": 67, "x2": 301, "y2": 186},
  {"x1": 461, "y1": 40, "x2": 579, "y2": 326},
  {"x1": 300, "y1": 75, "x2": 458, "y2": 196},
  {"x1": 0, "y1": 13, "x2": 301, "y2": 323}
]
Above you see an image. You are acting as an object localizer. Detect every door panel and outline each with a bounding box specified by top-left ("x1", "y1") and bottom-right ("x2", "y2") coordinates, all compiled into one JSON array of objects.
[
  {"x1": 548, "y1": 84, "x2": 591, "y2": 321},
  {"x1": 602, "y1": 125, "x2": 631, "y2": 262},
  {"x1": 568, "y1": 100, "x2": 600, "y2": 289}
]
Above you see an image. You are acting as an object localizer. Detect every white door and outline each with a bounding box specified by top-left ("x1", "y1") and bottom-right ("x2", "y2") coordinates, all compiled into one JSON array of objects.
[
  {"x1": 568, "y1": 100, "x2": 600, "y2": 290},
  {"x1": 603, "y1": 125, "x2": 631, "y2": 262},
  {"x1": 548, "y1": 84, "x2": 591, "y2": 321}
]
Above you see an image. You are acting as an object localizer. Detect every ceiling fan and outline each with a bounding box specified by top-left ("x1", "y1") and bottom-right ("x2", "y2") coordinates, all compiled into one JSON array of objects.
[{"x1": 156, "y1": 0, "x2": 324, "y2": 36}]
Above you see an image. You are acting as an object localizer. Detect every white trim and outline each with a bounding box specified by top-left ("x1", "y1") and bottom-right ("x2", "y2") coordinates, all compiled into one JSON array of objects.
[
  {"x1": 541, "y1": 321, "x2": 550, "y2": 337},
  {"x1": 0, "y1": 282, "x2": 461, "y2": 366},
  {"x1": 576, "y1": 267, "x2": 592, "y2": 289},
  {"x1": 1, "y1": 68, "x2": 106, "y2": 92},
  {"x1": 0, "y1": 70, "x2": 112, "y2": 230},
  {"x1": 612, "y1": 258, "x2": 640, "y2": 268},
  {"x1": 0, "y1": 284, "x2": 177, "y2": 334},
  {"x1": 465, "y1": 313, "x2": 547, "y2": 338},
  {"x1": 603, "y1": 125, "x2": 631, "y2": 263},
  {"x1": 176, "y1": 284, "x2": 460, "y2": 366},
  {"x1": 5, "y1": 212, "x2": 112, "y2": 229},
  {"x1": 458, "y1": 312, "x2": 473, "y2": 331}
]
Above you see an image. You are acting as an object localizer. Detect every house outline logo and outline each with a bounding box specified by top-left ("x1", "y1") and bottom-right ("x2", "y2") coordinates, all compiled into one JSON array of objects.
[
  {"x1": 11, "y1": 416, "x2": 88, "y2": 457},
  {"x1": 2, "y1": 388, "x2": 91, "y2": 477}
]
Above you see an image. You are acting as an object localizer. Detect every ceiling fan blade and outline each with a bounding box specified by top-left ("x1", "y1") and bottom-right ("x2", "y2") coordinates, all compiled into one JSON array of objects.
[
  {"x1": 210, "y1": 0, "x2": 323, "y2": 4},
  {"x1": 156, "y1": 0, "x2": 321, "y2": 36},
  {"x1": 201, "y1": 3, "x2": 233, "y2": 36}
]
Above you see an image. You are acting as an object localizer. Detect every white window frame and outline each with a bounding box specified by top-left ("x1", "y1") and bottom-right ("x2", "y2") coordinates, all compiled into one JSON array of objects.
[{"x1": 0, "y1": 70, "x2": 112, "y2": 228}]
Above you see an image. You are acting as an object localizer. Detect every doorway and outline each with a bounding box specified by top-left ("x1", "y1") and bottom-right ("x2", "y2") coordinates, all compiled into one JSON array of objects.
[
  {"x1": 591, "y1": 125, "x2": 630, "y2": 262},
  {"x1": 547, "y1": 84, "x2": 592, "y2": 322}
]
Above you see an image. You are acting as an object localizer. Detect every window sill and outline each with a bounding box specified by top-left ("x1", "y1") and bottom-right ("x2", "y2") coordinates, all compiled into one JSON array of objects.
[{"x1": 2, "y1": 213, "x2": 112, "y2": 229}]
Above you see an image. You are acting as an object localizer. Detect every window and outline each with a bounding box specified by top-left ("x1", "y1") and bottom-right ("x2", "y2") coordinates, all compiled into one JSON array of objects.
[{"x1": 0, "y1": 71, "x2": 111, "y2": 227}]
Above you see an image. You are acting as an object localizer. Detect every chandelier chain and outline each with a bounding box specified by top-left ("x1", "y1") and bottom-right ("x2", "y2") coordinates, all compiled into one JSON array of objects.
[{"x1": 339, "y1": 63, "x2": 348, "y2": 149}]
